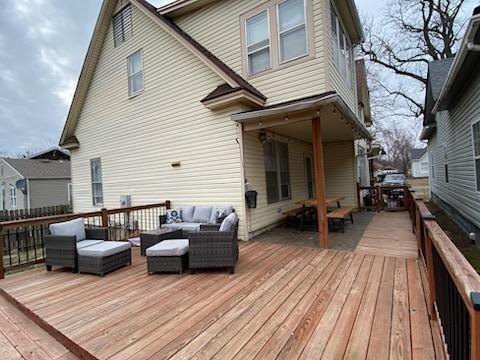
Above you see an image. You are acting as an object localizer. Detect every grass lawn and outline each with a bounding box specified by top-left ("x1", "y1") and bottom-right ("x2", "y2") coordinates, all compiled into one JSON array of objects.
[{"x1": 426, "y1": 201, "x2": 480, "y2": 274}]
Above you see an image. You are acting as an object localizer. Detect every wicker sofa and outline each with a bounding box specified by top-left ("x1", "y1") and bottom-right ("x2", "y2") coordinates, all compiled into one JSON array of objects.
[
  {"x1": 160, "y1": 205, "x2": 234, "y2": 233},
  {"x1": 188, "y1": 215, "x2": 239, "y2": 274}
]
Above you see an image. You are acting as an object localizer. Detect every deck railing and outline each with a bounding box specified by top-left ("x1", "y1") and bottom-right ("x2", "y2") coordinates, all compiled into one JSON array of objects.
[
  {"x1": 410, "y1": 196, "x2": 480, "y2": 360},
  {"x1": 0, "y1": 201, "x2": 170, "y2": 278},
  {"x1": 357, "y1": 183, "x2": 410, "y2": 212}
]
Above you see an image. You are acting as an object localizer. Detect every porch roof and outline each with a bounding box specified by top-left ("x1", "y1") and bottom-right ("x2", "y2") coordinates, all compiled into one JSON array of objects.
[{"x1": 231, "y1": 92, "x2": 373, "y2": 141}]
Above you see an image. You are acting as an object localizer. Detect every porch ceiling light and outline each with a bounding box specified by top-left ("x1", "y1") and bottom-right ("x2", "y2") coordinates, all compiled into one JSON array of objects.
[{"x1": 284, "y1": 115, "x2": 289, "y2": 121}]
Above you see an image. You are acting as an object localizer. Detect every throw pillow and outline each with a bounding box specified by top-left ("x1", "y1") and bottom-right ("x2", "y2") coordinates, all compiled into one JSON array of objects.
[
  {"x1": 215, "y1": 210, "x2": 228, "y2": 224},
  {"x1": 209, "y1": 206, "x2": 233, "y2": 224},
  {"x1": 166, "y1": 209, "x2": 182, "y2": 224}
]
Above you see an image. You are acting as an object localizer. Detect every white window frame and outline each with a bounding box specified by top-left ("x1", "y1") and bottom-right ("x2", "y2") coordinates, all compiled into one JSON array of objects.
[
  {"x1": 331, "y1": 3, "x2": 353, "y2": 87},
  {"x1": 9, "y1": 186, "x2": 16, "y2": 208},
  {"x1": 127, "y1": 50, "x2": 144, "y2": 97},
  {"x1": 420, "y1": 161, "x2": 429, "y2": 172},
  {"x1": 90, "y1": 158, "x2": 104, "y2": 206},
  {"x1": 472, "y1": 120, "x2": 480, "y2": 191},
  {"x1": 276, "y1": 0, "x2": 308, "y2": 64},
  {"x1": 245, "y1": 10, "x2": 272, "y2": 76}
]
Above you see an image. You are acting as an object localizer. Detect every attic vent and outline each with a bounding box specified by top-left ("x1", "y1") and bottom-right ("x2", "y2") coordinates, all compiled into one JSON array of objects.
[{"x1": 113, "y1": 5, "x2": 133, "y2": 47}]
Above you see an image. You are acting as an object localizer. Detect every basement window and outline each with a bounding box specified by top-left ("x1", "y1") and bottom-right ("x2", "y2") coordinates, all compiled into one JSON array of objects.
[{"x1": 113, "y1": 5, "x2": 133, "y2": 47}]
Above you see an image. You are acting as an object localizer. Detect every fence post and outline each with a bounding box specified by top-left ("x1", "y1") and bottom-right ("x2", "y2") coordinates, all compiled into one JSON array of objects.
[
  {"x1": 101, "y1": 208, "x2": 108, "y2": 228},
  {"x1": 472, "y1": 292, "x2": 480, "y2": 360},
  {"x1": 424, "y1": 225, "x2": 437, "y2": 320},
  {"x1": 0, "y1": 232, "x2": 4, "y2": 279}
]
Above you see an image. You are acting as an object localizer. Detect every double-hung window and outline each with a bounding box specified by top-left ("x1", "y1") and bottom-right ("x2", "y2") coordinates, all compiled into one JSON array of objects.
[
  {"x1": 246, "y1": 10, "x2": 271, "y2": 75},
  {"x1": 9, "y1": 186, "x2": 16, "y2": 208},
  {"x1": 264, "y1": 141, "x2": 291, "y2": 203},
  {"x1": 127, "y1": 50, "x2": 144, "y2": 96},
  {"x1": 331, "y1": 4, "x2": 352, "y2": 86},
  {"x1": 277, "y1": 0, "x2": 307, "y2": 63},
  {"x1": 473, "y1": 121, "x2": 480, "y2": 191},
  {"x1": 112, "y1": 5, "x2": 133, "y2": 47},
  {"x1": 90, "y1": 159, "x2": 104, "y2": 206}
]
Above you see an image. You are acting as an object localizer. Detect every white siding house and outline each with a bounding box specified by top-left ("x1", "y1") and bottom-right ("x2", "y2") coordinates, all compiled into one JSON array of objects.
[
  {"x1": 411, "y1": 148, "x2": 429, "y2": 178},
  {"x1": 421, "y1": 9, "x2": 480, "y2": 243},
  {"x1": 60, "y1": 0, "x2": 372, "y2": 243}
]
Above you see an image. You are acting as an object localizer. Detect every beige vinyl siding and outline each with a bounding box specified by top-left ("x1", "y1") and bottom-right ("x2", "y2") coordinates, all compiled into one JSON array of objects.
[
  {"x1": 175, "y1": 0, "x2": 329, "y2": 105},
  {"x1": 243, "y1": 130, "x2": 312, "y2": 235},
  {"x1": 428, "y1": 72, "x2": 480, "y2": 228},
  {"x1": 326, "y1": 1, "x2": 357, "y2": 114},
  {"x1": 29, "y1": 179, "x2": 71, "y2": 209},
  {"x1": 243, "y1": 130, "x2": 357, "y2": 237},
  {"x1": 70, "y1": 4, "x2": 247, "y2": 238},
  {"x1": 324, "y1": 141, "x2": 357, "y2": 207}
]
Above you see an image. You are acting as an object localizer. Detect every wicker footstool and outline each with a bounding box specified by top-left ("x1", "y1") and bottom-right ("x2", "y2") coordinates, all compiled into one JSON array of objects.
[
  {"x1": 146, "y1": 239, "x2": 189, "y2": 274},
  {"x1": 78, "y1": 241, "x2": 132, "y2": 276}
]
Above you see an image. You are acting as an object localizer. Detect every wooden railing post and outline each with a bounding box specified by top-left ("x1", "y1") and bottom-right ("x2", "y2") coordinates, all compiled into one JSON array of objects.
[
  {"x1": 166, "y1": 200, "x2": 171, "y2": 210},
  {"x1": 0, "y1": 232, "x2": 4, "y2": 280},
  {"x1": 375, "y1": 186, "x2": 381, "y2": 212},
  {"x1": 424, "y1": 225, "x2": 437, "y2": 320},
  {"x1": 101, "y1": 208, "x2": 108, "y2": 228},
  {"x1": 472, "y1": 292, "x2": 480, "y2": 360},
  {"x1": 415, "y1": 206, "x2": 422, "y2": 252}
]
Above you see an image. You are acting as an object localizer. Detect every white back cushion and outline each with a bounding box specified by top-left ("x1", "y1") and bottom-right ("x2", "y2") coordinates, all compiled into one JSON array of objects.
[
  {"x1": 219, "y1": 213, "x2": 238, "y2": 232},
  {"x1": 192, "y1": 206, "x2": 212, "y2": 223},
  {"x1": 180, "y1": 206, "x2": 195, "y2": 222},
  {"x1": 50, "y1": 218, "x2": 86, "y2": 242}
]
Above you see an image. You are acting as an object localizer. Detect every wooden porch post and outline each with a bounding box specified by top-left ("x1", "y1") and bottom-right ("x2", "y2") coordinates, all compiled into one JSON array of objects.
[{"x1": 312, "y1": 116, "x2": 328, "y2": 248}]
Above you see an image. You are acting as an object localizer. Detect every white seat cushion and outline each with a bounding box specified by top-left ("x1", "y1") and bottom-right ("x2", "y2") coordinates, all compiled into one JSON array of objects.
[
  {"x1": 76, "y1": 240, "x2": 104, "y2": 250},
  {"x1": 50, "y1": 218, "x2": 86, "y2": 242},
  {"x1": 77, "y1": 241, "x2": 131, "y2": 258},
  {"x1": 146, "y1": 239, "x2": 189, "y2": 257},
  {"x1": 162, "y1": 222, "x2": 202, "y2": 232}
]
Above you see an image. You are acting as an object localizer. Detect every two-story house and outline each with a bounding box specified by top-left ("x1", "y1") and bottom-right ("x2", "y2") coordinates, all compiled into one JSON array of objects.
[{"x1": 59, "y1": 0, "x2": 372, "y2": 247}]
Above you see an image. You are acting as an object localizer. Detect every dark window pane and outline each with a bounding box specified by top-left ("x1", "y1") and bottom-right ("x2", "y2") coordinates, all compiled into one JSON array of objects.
[
  {"x1": 266, "y1": 172, "x2": 279, "y2": 203},
  {"x1": 476, "y1": 159, "x2": 480, "y2": 191}
]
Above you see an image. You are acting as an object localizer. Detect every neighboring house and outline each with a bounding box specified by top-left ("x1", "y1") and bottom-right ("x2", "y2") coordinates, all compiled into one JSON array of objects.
[
  {"x1": 28, "y1": 147, "x2": 71, "y2": 161},
  {"x1": 420, "y1": 7, "x2": 480, "y2": 241},
  {"x1": 59, "y1": 0, "x2": 373, "y2": 242},
  {"x1": 411, "y1": 148, "x2": 429, "y2": 178},
  {"x1": 0, "y1": 159, "x2": 71, "y2": 211}
]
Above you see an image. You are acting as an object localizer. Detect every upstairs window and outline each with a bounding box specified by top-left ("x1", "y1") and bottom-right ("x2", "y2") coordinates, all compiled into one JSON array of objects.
[
  {"x1": 113, "y1": 5, "x2": 133, "y2": 47},
  {"x1": 90, "y1": 159, "x2": 104, "y2": 206},
  {"x1": 277, "y1": 0, "x2": 307, "y2": 63},
  {"x1": 264, "y1": 141, "x2": 290, "y2": 203},
  {"x1": 473, "y1": 121, "x2": 480, "y2": 191},
  {"x1": 246, "y1": 10, "x2": 271, "y2": 75},
  {"x1": 9, "y1": 186, "x2": 16, "y2": 208},
  {"x1": 331, "y1": 5, "x2": 353, "y2": 86},
  {"x1": 127, "y1": 50, "x2": 144, "y2": 96}
]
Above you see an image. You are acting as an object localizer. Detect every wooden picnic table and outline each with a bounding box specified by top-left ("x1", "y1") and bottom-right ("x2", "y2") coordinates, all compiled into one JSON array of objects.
[{"x1": 296, "y1": 196, "x2": 346, "y2": 208}]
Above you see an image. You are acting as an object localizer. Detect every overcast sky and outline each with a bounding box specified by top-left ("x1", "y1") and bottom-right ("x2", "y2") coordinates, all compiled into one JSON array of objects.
[{"x1": 0, "y1": 0, "x2": 473, "y2": 154}]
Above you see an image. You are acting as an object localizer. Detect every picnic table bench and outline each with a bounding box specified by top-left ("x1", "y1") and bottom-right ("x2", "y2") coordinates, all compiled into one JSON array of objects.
[{"x1": 327, "y1": 206, "x2": 355, "y2": 233}]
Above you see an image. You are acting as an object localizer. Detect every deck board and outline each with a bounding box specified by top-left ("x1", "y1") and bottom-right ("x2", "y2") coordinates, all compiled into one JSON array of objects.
[
  {"x1": 356, "y1": 212, "x2": 418, "y2": 258},
  {"x1": 0, "y1": 240, "x2": 445, "y2": 359}
]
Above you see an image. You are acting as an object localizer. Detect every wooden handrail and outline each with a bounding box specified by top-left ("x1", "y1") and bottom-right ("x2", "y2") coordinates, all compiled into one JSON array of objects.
[{"x1": 425, "y1": 221, "x2": 480, "y2": 314}]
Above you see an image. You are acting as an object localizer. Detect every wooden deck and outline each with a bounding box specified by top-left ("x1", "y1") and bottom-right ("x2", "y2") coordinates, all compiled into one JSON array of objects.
[
  {"x1": 0, "y1": 241, "x2": 445, "y2": 359},
  {"x1": 355, "y1": 211, "x2": 418, "y2": 258}
]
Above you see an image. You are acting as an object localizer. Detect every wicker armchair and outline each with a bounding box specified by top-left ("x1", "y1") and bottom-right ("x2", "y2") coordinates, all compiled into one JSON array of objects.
[
  {"x1": 187, "y1": 220, "x2": 239, "y2": 274},
  {"x1": 45, "y1": 227, "x2": 108, "y2": 273}
]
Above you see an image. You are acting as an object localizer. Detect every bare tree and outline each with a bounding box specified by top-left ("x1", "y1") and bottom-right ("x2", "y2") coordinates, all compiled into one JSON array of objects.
[{"x1": 361, "y1": 0, "x2": 467, "y2": 118}]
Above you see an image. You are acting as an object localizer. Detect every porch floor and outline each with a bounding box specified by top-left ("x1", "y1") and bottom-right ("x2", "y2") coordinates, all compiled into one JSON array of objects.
[{"x1": 0, "y1": 241, "x2": 444, "y2": 359}]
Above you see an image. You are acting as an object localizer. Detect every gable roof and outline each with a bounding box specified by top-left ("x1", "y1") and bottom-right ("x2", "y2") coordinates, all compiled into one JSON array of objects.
[
  {"x1": 27, "y1": 147, "x2": 70, "y2": 161},
  {"x1": 60, "y1": 0, "x2": 265, "y2": 148},
  {"x1": 411, "y1": 148, "x2": 427, "y2": 161},
  {"x1": 2, "y1": 159, "x2": 71, "y2": 179},
  {"x1": 423, "y1": 58, "x2": 454, "y2": 126}
]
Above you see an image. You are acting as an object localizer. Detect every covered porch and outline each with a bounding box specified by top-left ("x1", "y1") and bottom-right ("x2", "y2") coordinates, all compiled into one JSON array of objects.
[{"x1": 233, "y1": 92, "x2": 373, "y2": 248}]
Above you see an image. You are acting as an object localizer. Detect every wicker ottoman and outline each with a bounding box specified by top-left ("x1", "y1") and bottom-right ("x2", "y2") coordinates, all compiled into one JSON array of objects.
[
  {"x1": 146, "y1": 239, "x2": 189, "y2": 274},
  {"x1": 78, "y1": 241, "x2": 132, "y2": 276}
]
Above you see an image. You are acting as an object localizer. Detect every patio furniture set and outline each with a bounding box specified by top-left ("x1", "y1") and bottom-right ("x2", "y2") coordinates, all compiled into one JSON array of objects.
[
  {"x1": 283, "y1": 196, "x2": 355, "y2": 233},
  {"x1": 45, "y1": 205, "x2": 238, "y2": 277}
]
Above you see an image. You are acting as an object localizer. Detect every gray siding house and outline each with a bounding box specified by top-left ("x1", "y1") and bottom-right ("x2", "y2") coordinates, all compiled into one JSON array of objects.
[
  {"x1": 0, "y1": 159, "x2": 71, "y2": 211},
  {"x1": 421, "y1": 7, "x2": 480, "y2": 242}
]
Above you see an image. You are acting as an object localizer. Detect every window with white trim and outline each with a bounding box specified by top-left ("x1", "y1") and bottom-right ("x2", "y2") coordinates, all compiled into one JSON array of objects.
[
  {"x1": 246, "y1": 10, "x2": 271, "y2": 75},
  {"x1": 127, "y1": 50, "x2": 144, "y2": 96},
  {"x1": 473, "y1": 121, "x2": 480, "y2": 191},
  {"x1": 112, "y1": 5, "x2": 133, "y2": 47},
  {"x1": 9, "y1": 186, "x2": 16, "y2": 208},
  {"x1": 264, "y1": 141, "x2": 291, "y2": 203},
  {"x1": 331, "y1": 4, "x2": 353, "y2": 86},
  {"x1": 277, "y1": 0, "x2": 307, "y2": 63},
  {"x1": 90, "y1": 159, "x2": 104, "y2": 206},
  {"x1": 420, "y1": 161, "x2": 429, "y2": 172}
]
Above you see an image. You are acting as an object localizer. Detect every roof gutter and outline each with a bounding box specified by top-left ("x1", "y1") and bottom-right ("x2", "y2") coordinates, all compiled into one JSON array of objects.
[{"x1": 432, "y1": 14, "x2": 480, "y2": 114}]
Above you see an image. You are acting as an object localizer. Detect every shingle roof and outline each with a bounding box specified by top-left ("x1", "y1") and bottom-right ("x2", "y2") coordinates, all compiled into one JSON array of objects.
[
  {"x1": 424, "y1": 58, "x2": 454, "y2": 126},
  {"x1": 411, "y1": 148, "x2": 427, "y2": 160},
  {"x1": 2, "y1": 159, "x2": 71, "y2": 179}
]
